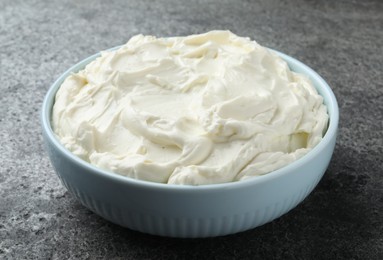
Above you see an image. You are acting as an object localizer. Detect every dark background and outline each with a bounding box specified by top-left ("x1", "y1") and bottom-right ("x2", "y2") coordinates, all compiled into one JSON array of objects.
[{"x1": 1, "y1": 0, "x2": 382, "y2": 259}]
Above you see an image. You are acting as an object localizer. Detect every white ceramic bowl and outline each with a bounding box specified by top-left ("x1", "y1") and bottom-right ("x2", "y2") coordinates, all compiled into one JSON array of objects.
[{"x1": 41, "y1": 47, "x2": 338, "y2": 238}]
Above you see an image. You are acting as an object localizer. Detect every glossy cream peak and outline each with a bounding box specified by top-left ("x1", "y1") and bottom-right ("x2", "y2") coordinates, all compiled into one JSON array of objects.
[{"x1": 52, "y1": 31, "x2": 328, "y2": 185}]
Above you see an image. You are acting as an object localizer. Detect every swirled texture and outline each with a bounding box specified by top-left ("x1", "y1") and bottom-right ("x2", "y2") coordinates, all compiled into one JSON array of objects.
[{"x1": 52, "y1": 31, "x2": 328, "y2": 185}]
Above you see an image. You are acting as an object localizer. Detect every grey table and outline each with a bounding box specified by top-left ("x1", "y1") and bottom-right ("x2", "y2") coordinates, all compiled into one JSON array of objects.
[{"x1": 1, "y1": 0, "x2": 382, "y2": 259}]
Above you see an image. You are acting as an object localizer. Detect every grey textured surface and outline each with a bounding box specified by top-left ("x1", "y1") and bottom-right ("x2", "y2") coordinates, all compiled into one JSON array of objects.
[{"x1": 1, "y1": 0, "x2": 383, "y2": 259}]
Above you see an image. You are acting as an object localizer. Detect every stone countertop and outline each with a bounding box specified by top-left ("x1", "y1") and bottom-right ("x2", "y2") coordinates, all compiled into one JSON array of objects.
[{"x1": 1, "y1": 0, "x2": 382, "y2": 259}]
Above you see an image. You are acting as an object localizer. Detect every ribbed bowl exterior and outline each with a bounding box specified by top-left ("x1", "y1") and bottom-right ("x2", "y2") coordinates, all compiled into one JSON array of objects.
[
  {"x1": 42, "y1": 48, "x2": 338, "y2": 238},
  {"x1": 69, "y1": 181, "x2": 320, "y2": 238}
]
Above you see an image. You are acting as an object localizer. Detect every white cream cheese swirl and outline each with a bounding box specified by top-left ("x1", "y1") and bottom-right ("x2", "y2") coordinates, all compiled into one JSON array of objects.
[{"x1": 52, "y1": 31, "x2": 328, "y2": 185}]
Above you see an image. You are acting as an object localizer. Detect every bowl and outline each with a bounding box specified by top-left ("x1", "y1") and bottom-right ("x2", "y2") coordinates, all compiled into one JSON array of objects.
[{"x1": 41, "y1": 47, "x2": 339, "y2": 238}]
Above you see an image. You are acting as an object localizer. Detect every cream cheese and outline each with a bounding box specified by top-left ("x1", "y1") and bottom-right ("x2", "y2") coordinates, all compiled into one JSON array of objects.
[{"x1": 52, "y1": 31, "x2": 328, "y2": 185}]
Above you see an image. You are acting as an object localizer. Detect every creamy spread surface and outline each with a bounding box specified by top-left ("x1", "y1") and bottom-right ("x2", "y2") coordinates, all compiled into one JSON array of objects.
[{"x1": 52, "y1": 31, "x2": 328, "y2": 185}]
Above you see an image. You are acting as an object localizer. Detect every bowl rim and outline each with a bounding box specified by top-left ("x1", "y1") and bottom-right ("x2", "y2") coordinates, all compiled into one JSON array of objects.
[{"x1": 41, "y1": 46, "x2": 339, "y2": 191}]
